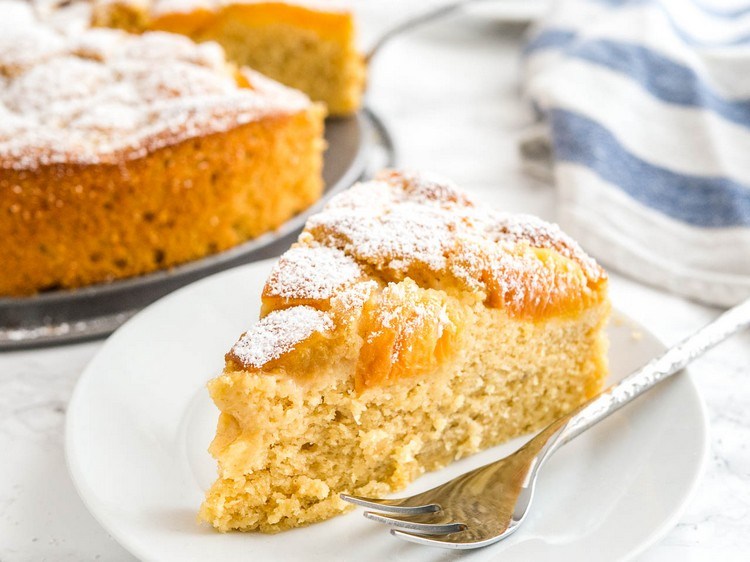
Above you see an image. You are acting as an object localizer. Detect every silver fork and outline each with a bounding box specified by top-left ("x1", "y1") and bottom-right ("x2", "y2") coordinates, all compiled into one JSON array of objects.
[{"x1": 341, "y1": 298, "x2": 750, "y2": 549}]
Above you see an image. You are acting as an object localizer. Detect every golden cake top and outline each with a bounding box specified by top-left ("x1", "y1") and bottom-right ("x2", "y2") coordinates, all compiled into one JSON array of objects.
[
  {"x1": 301, "y1": 170, "x2": 604, "y2": 293},
  {"x1": 228, "y1": 170, "x2": 608, "y2": 378},
  {"x1": 0, "y1": 3, "x2": 311, "y2": 170}
]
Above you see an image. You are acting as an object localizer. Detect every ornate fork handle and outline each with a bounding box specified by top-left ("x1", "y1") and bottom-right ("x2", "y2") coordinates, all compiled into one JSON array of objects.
[
  {"x1": 345, "y1": 299, "x2": 750, "y2": 548},
  {"x1": 545, "y1": 298, "x2": 750, "y2": 456}
]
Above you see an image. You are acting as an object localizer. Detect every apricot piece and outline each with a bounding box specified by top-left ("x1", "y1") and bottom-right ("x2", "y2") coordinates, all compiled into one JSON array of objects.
[{"x1": 355, "y1": 279, "x2": 459, "y2": 392}]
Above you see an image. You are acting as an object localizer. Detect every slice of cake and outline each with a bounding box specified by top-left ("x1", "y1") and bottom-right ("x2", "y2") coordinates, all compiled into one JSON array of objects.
[
  {"x1": 200, "y1": 170, "x2": 610, "y2": 533},
  {"x1": 0, "y1": 5, "x2": 325, "y2": 296},
  {"x1": 92, "y1": 0, "x2": 365, "y2": 116}
]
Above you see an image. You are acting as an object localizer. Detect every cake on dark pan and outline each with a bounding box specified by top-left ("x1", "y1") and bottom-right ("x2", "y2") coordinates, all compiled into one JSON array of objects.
[{"x1": 0, "y1": 8, "x2": 325, "y2": 296}]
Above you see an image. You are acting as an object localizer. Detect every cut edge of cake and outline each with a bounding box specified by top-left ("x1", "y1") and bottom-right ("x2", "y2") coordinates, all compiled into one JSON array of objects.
[{"x1": 92, "y1": 0, "x2": 366, "y2": 115}]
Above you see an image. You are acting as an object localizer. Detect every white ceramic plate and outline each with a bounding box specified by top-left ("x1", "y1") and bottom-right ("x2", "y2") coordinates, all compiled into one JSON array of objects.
[{"x1": 66, "y1": 260, "x2": 708, "y2": 562}]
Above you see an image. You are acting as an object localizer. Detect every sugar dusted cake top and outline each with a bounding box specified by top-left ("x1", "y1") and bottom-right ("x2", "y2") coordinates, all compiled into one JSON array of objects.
[
  {"x1": 0, "y1": 3, "x2": 311, "y2": 170},
  {"x1": 230, "y1": 306, "x2": 334, "y2": 369},
  {"x1": 228, "y1": 170, "x2": 608, "y2": 372}
]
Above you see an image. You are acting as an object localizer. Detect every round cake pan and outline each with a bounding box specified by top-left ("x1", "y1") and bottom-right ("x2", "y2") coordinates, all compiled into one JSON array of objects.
[{"x1": 0, "y1": 109, "x2": 396, "y2": 350}]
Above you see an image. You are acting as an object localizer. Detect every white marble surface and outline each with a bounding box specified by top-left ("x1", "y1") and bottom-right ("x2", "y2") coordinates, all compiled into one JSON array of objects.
[{"x1": 2, "y1": 4, "x2": 749, "y2": 561}]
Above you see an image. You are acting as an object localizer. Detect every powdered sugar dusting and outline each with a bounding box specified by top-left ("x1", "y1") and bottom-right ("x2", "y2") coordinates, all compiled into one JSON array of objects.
[
  {"x1": 308, "y1": 170, "x2": 604, "y2": 285},
  {"x1": 372, "y1": 281, "x2": 452, "y2": 363},
  {"x1": 229, "y1": 171, "x2": 605, "y2": 370},
  {"x1": 229, "y1": 306, "x2": 332, "y2": 368},
  {"x1": 308, "y1": 202, "x2": 457, "y2": 273},
  {"x1": 331, "y1": 280, "x2": 378, "y2": 319},
  {"x1": 0, "y1": 5, "x2": 310, "y2": 170},
  {"x1": 481, "y1": 211, "x2": 600, "y2": 279},
  {"x1": 378, "y1": 169, "x2": 474, "y2": 208},
  {"x1": 264, "y1": 246, "x2": 363, "y2": 301},
  {"x1": 0, "y1": 11, "x2": 66, "y2": 75}
]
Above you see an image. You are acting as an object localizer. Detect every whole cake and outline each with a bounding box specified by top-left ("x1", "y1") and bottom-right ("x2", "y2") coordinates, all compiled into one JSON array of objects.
[
  {"x1": 200, "y1": 170, "x2": 610, "y2": 533},
  {"x1": 92, "y1": 0, "x2": 365, "y2": 115},
  {"x1": 0, "y1": 4, "x2": 325, "y2": 296}
]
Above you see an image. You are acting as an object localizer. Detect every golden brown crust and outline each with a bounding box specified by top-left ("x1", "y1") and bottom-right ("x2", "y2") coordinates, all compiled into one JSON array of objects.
[
  {"x1": 0, "y1": 105, "x2": 325, "y2": 295},
  {"x1": 0, "y1": 8, "x2": 325, "y2": 295}
]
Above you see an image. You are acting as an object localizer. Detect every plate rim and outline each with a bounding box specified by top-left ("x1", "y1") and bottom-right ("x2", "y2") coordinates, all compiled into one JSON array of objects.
[
  {"x1": 624, "y1": 373, "x2": 709, "y2": 560},
  {"x1": 65, "y1": 259, "x2": 710, "y2": 561}
]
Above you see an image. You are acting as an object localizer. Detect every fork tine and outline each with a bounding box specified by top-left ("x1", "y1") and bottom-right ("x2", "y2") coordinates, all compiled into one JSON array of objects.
[
  {"x1": 339, "y1": 494, "x2": 440, "y2": 515},
  {"x1": 363, "y1": 511, "x2": 466, "y2": 535},
  {"x1": 392, "y1": 526, "x2": 518, "y2": 550},
  {"x1": 391, "y1": 528, "x2": 472, "y2": 549},
  {"x1": 392, "y1": 528, "x2": 464, "y2": 548}
]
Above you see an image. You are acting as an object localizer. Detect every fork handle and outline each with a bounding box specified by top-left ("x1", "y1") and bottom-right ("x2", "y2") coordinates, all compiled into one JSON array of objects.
[{"x1": 552, "y1": 298, "x2": 750, "y2": 450}]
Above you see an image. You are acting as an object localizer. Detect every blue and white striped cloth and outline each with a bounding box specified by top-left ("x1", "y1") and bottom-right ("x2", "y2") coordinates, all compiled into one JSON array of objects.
[{"x1": 522, "y1": 0, "x2": 750, "y2": 306}]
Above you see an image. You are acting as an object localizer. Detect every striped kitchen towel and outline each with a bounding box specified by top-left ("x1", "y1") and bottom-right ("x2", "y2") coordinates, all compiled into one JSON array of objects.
[{"x1": 521, "y1": 0, "x2": 750, "y2": 306}]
